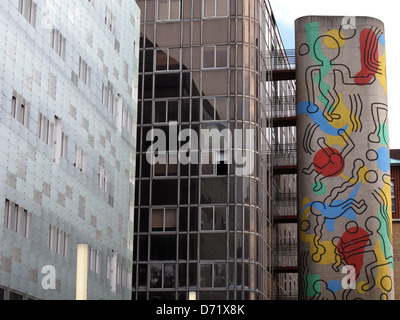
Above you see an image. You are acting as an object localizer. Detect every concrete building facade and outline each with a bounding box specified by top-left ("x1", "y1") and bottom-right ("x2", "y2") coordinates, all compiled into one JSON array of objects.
[
  {"x1": 0, "y1": 0, "x2": 140, "y2": 300},
  {"x1": 296, "y1": 16, "x2": 394, "y2": 300}
]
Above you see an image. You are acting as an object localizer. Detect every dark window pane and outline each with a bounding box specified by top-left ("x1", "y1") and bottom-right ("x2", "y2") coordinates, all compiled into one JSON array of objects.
[
  {"x1": 165, "y1": 209, "x2": 177, "y2": 231},
  {"x1": 179, "y1": 263, "x2": 187, "y2": 288},
  {"x1": 155, "y1": 101, "x2": 167, "y2": 122},
  {"x1": 149, "y1": 292, "x2": 175, "y2": 300},
  {"x1": 144, "y1": 75, "x2": 153, "y2": 99},
  {"x1": 139, "y1": 235, "x2": 148, "y2": 261},
  {"x1": 214, "y1": 263, "x2": 226, "y2": 287},
  {"x1": 152, "y1": 179, "x2": 178, "y2": 205},
  {"x1": 140, "y1": 209, "x2": 149, "y2": 232},
  {"x1": 150, "y1": 235, "x2": 177, "y2": 260},
  {"x1": 156, "y1": 50, "x2": 168, "y2": 70},
  {"x1": 189, "y1": 207, "x2": 198, "y2": 231},
  {"x1": 164, "y1": 264, "x2": 176, "y2": 288},
  {"x1": 179, "y1": 207, "x2": 188, "y2": 231},
  {"x1": 138, "y1": 264, "x2": 147, "y2": 288},
  {"x1": 200, "y1": 264, "x2": 212, "y2": 287},
  {"x1": 180, "y1": 179, "x2": 188, "y2": 205},
  {"x1": 215, "y1": 207, "x2": 226, "y2": 230},
  {"x1": 150, "y1": 264, "x2": 162, "y2": 288},
  {"x1": 140, "y1": 180, "x2": 150, "y2": 206},
  {"x1": 143, "y1": 101, "x2": 152, "y2": 124},
  {"x1": 189, "y1": 234, "x2": 197, "y2": 260},
  {"x1": 201, "y1": 207, "x2": 213, "y2": 230},
  {"x1": 181, "y1": 99, "x2": 190, "y2": 122},
  {"x1": 191, "y1": 99, "x2": 200, "y2": 122},
  {"x1": 203, "y1": 47, "x2": 214, "y2": 68},
  {"x1": 152, "y1": 209, "x2": 163, "y2": 231},
  {"x1": 179, "y1": 234, "x2": 187, "y2": 260},
  {"x1": 189, "y1": 263, "x2": 197, "y2": 287},
  {"x1": 168, "y1": 101, "x2": 179, "y2": 122},
  {"x1": 200, "y1": 233, "x2": 227, "y2": 260},
  {"x1": 155, "y1": 73, "x2": 180, "y2": 98},
  {"x1": 169, "y1": 49, "x2": 181, "y2": 70},
  {"x1": 201, "y1": 177, "x2": 227, "y2": 204},
  {"x1": 144, "y1": 49, "x2": 154, "y2": 72}
]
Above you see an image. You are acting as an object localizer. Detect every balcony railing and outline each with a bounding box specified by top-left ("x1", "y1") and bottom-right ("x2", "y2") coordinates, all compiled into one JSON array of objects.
[
  {"x1": 273, "y1": 143, "x2": 297, "y2": 167},
  {"x1": 271, "y1": 95, "x2": 297, "y2": 118}
]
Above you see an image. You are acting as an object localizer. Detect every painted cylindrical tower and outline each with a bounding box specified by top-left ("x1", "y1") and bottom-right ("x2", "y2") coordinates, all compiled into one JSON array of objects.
[{"x1": 296, "y1": 16, "x2": 394, "y2": 300}]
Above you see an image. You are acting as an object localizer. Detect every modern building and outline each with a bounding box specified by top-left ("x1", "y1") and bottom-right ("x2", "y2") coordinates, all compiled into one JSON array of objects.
[
  {"x1": 133, "y1": 0, "x2": 297, "y2": 300},
  {"x1": 296, "y1": 16, "x2": 394, "y2": 300},
  {"x1": 0, "y1": 0, "x2": 140, "y2": 300}
]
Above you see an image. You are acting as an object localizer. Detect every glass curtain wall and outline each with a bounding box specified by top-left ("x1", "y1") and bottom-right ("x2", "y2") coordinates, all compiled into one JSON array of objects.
[{"x1": 133, "y1": 0, "x2": 293, "y2": 300}]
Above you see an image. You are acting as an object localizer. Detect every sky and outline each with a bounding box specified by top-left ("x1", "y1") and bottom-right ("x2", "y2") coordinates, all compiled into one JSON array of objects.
[{"x1": 269, "y1": 0, "x2": 400, "y2": 149}]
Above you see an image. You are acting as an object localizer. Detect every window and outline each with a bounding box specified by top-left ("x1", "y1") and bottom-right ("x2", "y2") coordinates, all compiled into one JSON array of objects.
[
  {"x1": 150, "y1": 264, "x2": 176, "y2": 288},
  {"x1": 97, "y1": 156, "x2": 108, "y2": 191},
  {"x1": 154, "y1": 152, "x2": 178, "y2": 177},
  {"x1": 18, "y1": 0, "x2": 37, "y2": 26},
  {"x1": 155, "y1": 48, "x2": 181, "y2": 71},
  {"x1": 203, "y1": 0, "x2": 228, "y2": 17},
  {"x1": 79, "y1": 57, "x2": 90, "y2": 86},
  {"x1": 152, "y1": 208, "x2": 177, "y2": 231},
  {"x1": 89, "y1": 247, "x2": 101, "y2": 274},
  {"x1": 5, "y1": 200, "x2": 32, "y2": 238},
  {"x1": 48, "y1": 225, "x2": 70, "y2": 258},
  {"x1": 11, "y1": 92, "x2": 29, "y2": 127},
  {"x1": 105, "y1": 6, "x2": 116, "y2": 34},
  {"x1": 202, "y1": 97, "x2": 228, "y2": 120},
  {"x1": 38, "y1": 113, "x2": 54, "y2": 146},
  {"x1": 200, "y1": 263, "x2": 226, "y2": 288},
  {"x1": 51, "y1": 29, "x2": 66, "y2": 60},
  {"x1": 158, "y1": 0, "x2": 181, "y2": 21},
  {"x1": 98, "y1": 164, "x2": 109, "y2": 192},
  {"x1": 203, "y1": 46, "x2": 228, "y2": 68},
  {"x1": 74, "y1": 145, "x2": 87, "y2": 172},
  {"x1": 154, "y1": 100, "x2": 179, "y2": 123},
  {"x1": 102, "y1": 81, "x2": 115, "y2": 113},
  {"x1": 201, "y1": 206, "x2": 226, "y2": 230}
]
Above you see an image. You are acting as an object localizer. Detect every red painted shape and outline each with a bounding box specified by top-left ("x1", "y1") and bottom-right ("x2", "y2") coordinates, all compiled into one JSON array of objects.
[
  {"x1": 336, "y1": 226, "x2": 370, "y2": 279},
  {"x1": 313, "y1": 147, "x2": 344, "y2": 177},
  {"x1": 355, "y1": 28, "x2": 380, "y2": 85}
]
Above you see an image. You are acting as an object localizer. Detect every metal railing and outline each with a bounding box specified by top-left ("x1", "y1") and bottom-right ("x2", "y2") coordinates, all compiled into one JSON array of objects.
[{"x1": 271, "y1": 95, "x2": 297, "y2": 118}]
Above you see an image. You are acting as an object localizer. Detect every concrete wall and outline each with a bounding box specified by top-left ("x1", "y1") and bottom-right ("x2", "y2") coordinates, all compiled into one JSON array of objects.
[{"x1": 296, "y1": 16, "x2": 394, "y2": 300}]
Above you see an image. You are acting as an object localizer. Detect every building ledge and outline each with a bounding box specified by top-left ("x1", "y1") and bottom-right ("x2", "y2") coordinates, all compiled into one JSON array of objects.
[
  {"x1": 274, "y1": 215, "x2": 298, "y2": 224},
  {"x1": 274, "y1": 266, "x2": 299, "y2": 274},
  {"x1": 273, "y1": 165, "x2": 297, "y2": 175}
]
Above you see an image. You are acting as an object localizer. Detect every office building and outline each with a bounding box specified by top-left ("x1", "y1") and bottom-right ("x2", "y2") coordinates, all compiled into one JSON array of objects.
[
  {"x1": 0, "y1": 0, "x2": 140, "y2": 300},
  {"x1": 133, "y1": 0, "x2": 297, "y2": 300}
]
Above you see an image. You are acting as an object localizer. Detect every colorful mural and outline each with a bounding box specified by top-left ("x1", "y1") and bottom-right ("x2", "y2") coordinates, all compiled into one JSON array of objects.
[{"x1": 295, "y1": 16, "x2": 394, "y2": 300}]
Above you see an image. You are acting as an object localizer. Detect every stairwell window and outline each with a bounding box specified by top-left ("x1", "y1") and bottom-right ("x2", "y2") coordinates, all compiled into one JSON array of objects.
[
  {"x1": 51, "y1": 29, "x2": 66, "y2": 60},
  {"x1": 18, "y1": 0, "x2": 37, "y2": 26},
  {"x1": 11, "y1": 92, "x2": 29, "y2": 127},
  {"x1": 4, "y1": 199, "x2": 32, "y2": 238},
  {"x1": 79, "y1": 57, "x2": 91, "y2": 86}
]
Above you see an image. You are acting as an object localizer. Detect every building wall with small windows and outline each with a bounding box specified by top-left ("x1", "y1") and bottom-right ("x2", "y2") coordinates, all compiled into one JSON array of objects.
[{"x1": 0, "y1": 0, "x2": 140, "y2": 300}]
